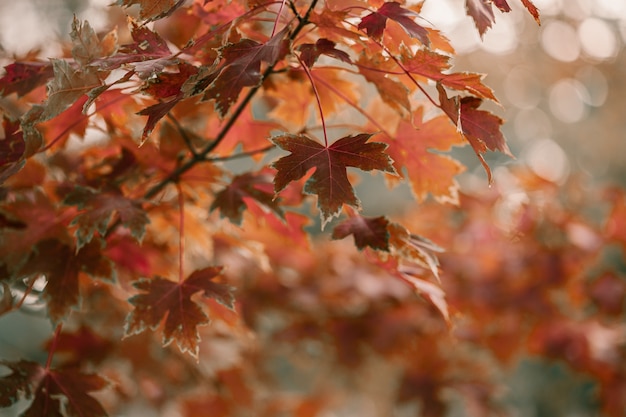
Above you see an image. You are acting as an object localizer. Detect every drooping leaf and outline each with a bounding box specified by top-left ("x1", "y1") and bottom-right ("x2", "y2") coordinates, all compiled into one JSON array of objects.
[
  {"x1": 332, "y1": 214, "x2": 390, "y2": 251},
  {"x1": 116, "y1": 0, "x2": 186, "y2": 22},
  {"x1": 382, "y1": 107, "x2": 465, "y2": 203},
  {"x1": 63, "y1": 186, "x2": 149, "y2": 250},
  {"x1": 271, "y1": 133, "x2": 396, "y2": 227},
  {"x1": 358, "y1": 2, "x2": 430, "y2": 46},
  {"x1": 0, "y1": 62, "x2": 53, "y2": 97},
  {"x1": 388, "y1": 223, "x2": 444, "y2": 281},
  {"x1": 520, "y1": 0, "x2": 541, "y2": 24},
  {"x1": 437, "y1": 83, "x2": 511, "y2": 183},
  {"x1": 125, "y1": 266, "x2": 235, "y2": 357},
  {"x1": 211, "y1": 171, "x2": 284, "y2": 225},
  {"x1": 137, "y1": 95, "x2": 183, "y2": 143},
  {"x1": 466, "y1": 0, "x2": 540, "y2": 36},
  {"x1": 441, "y1": 72, "x2": 497, "y2": 102},
  {"x1": 298, "y1": 38, "x2": 352, "y2": 68},
  {"x1": 466, "y1": 0, "x2": 495, "y2": 37},
  {"x1": 207, "y1": 29, "x2": 289, "y2": 116}
]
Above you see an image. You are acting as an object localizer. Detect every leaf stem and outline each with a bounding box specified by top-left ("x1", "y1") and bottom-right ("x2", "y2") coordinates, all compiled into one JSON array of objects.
[
  {"x1": 177, "y1": 183, "x2": 185, "y2": 283},
  {"x1": 295, "y1": 54, "x2": 328, "y2": 147},
  {"x1": 206, "y1": 145, "x2": 275, "y2": 162},
  {"x1": 167, "y1": 113, "x2": 199, "y2": 157},
  {"x1": 271, "y1": 0, "x2": 288, "y2": 37},
  {"x1": 45, "y1": 323, "x2": 63, "y2": 370}
]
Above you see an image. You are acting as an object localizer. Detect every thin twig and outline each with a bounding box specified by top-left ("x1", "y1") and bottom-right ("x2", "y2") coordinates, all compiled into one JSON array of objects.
[
  {"x1": 206, "y1": 145, "x2": 275, "y2": 162},
  {"x1": 143, "y1": 0, "x2": 319, "y2": 201},
  {"x1": 167, "y1": 113, "x2": 199, "y2": 157}
]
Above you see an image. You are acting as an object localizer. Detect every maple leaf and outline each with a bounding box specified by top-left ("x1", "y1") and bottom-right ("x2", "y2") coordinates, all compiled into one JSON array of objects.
[
  {"x1": 298, "y1": 39, "x2": 352, "y2": 68},
  {"x1": 466, "y1": 0, "x2": 496, "y2": 37},
  {"x1": 358, "y1": 2, "x2": 430, "y2": 46},
  {"x1": 437, "y1": 83, "x2": 511, "y2": 183},
  {"x1": 117, "y1": 0, "x2": 186, "y2": 22},
  {"x1": 211, "y1": 171, "x2": 284, "y2": 225},
  {"x1": 136, "y1": 63, "x2": 200, "y2": 141},
  {"x1": 332, "y1": 214, "x2": 390, "y2": 251},
  {"x1": 125, "y1": 266, "x2": 235, "y2": 357},
  {"x1": 95, "y1": 19, "x2": 173, "y2": 77},
  {"x1": 520, "y1": 0, "x2": 541, "y2": 24},
  {"x1": 28, "y1": 59, "x2": 101, "y2": 123},
  {"x1": 19, "y1": 239, "x2": 116, "y2": 323},
  {"x1": 0, "y1": 116, "x2": 26, "y2": 185},
  {"x1": 0, "y1": 62, "x2": 53, "y2": 97},
  {"x1": 400, "y1": 49, "x2": 496, "y2": 101},
  {"x1": 70, "y1": 17, "x2": 117, "y2": 67},
  {"x1": 382, "y1": 107, "x2": 465, "y2": 203},
  {"x1": 466, "y1": 0, "x2": 540, "y2": 36},
  {"x1": 63, "y1": 186, "x2": 149, "y2": 250},
  {"x1": 137, "y1": 95, "x2": 182, "y2": 143},
  {"x1": 207, "y1": 29, "x2": 289, "y2": 116},
  {"x1": 271, "y1": 133, "x2": 396, "y2": 227},
  {"x1": 0, "y1": 361, "x2": 109, "y2": 417}
]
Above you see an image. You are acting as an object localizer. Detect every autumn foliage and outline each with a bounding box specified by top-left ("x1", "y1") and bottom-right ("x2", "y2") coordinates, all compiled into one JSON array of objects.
[{"x1": 0, "y1": 0, "x2": 624, "y2": 416}]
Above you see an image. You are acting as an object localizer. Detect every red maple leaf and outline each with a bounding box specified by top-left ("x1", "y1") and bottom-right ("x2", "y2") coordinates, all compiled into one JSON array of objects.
[
  {"x1": 332, "y1": 214, "x2": 390, "y2": 251},
  {"x1": 125, "y1": 266, "x2": 235, "y2": 357},
  {"x1": 0, "y1": 62, "x2": 53, "y2": 97},
  {"x1": 298, "y1": 38, "x2": 352, "y2": 68},
  {"x1": 0, "y1": 360, "x2": 108, "y2": 417},
  {"x1": 467, "y1": 0, "x2": 540, "y2": 36},
  {"x1": 358, "y1": 2, "x2": 430, "y2": 46},
  {"x1": 210, "y1": 171, "x2": 283, "y2": 225},
  {"x1": 207, "y1": 29, "x2": 289, "y2": 116},
  {"x1": 95, "y1": 19, "x2": 173, "y2": 76},
  {"x1": 271, "y1": 133, "x2": 396, "y2": 227}
]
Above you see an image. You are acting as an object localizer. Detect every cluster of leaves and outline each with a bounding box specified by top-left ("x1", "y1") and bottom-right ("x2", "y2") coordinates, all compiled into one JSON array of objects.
[{"x1": 1, "y1": 0, "x2": 618, "y2": 416}]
